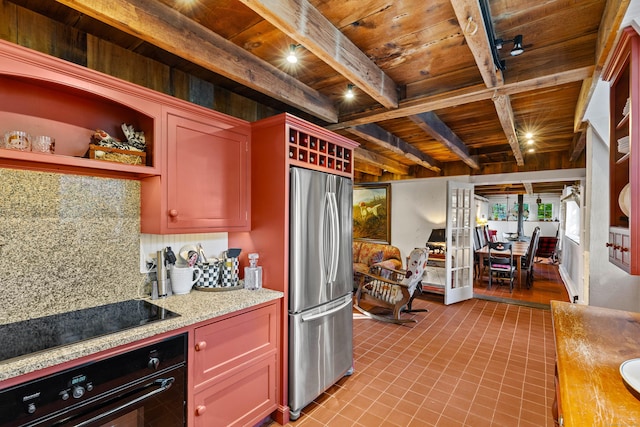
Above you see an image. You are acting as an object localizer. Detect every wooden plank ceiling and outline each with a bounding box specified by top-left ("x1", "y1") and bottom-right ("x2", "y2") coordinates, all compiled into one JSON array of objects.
[{"x1": 8, "y1": 0, "x2": 630, "y2": 194}]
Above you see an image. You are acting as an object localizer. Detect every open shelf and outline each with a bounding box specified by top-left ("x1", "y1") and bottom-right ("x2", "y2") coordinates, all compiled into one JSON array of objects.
[{"x1": 0, "y1": 41, "x2": 161, "y2": 178}]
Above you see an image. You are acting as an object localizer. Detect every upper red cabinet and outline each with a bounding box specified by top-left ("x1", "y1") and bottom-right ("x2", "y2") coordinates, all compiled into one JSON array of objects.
[
  {"x1": 140, "y1": 106, "x2": 251, "y2": 234},
  {"x1": 604, "y1": 27, "x2": 640, "y2": 274},
  {"x1": 0, "y1": 40, "x2": 161, "y2": 178},
  {"x1": 0, "y1": 40, "x2": 252, "y2": 234}
]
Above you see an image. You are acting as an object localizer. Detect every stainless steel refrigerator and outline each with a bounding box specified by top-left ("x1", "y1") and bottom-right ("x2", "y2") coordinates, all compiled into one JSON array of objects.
[{"x1": 288, "y1": 166, "x2": 354, "y2": 420}]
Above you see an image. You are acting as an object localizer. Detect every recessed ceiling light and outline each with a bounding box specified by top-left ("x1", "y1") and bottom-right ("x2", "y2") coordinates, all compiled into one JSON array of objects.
[
  {"x1": 286, "y1": 44, "x2": 298, "y2": 64},
  {"x1": 345, "y1": 84, "x2": 355, "y2": 100},
  {"x1": 528, "y1": 148, "x2": 535, "y2": 153},
  {"x1": 527, "y1": 139, "x2": 534, "y2": 145},
  {"x1": 525, "y1": 132, "x2": 533, "y2": 139}
]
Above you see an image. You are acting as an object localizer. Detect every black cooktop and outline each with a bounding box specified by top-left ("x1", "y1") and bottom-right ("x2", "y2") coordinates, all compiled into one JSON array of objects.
[{"x1": 0, "y1": 300, "x2": 180, "y2": 364}]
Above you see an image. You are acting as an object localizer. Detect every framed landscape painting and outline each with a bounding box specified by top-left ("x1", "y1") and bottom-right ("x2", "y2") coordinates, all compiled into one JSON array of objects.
[{"x1": 353, "y1": 184, "x2": 391, "y2": 244}]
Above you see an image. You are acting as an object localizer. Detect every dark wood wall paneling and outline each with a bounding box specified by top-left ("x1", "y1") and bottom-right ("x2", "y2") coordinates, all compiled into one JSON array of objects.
[{"x1": 0, "y1": 1, "x2": 279, "y2": 122}]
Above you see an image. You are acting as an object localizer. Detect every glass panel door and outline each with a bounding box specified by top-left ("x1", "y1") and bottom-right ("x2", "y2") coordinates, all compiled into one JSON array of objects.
[{"x1": 445, "y1": 181, "x2": 474, "y2": 305}]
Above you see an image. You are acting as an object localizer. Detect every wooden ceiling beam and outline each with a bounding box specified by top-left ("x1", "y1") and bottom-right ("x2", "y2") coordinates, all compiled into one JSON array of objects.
[
  {"x1": 492, "y1": 94, "x2": 524, "y2": 166},
  {"x1": 569, "y1": 131, "x2": 587, "y2": 162},
  {"x1": 450, "y1": 0, "x2": 503, "y2": 88},
  {"x1": 55, "y1": 0, "x2": 339, "y2": 122},
  {"x1": 330, "y1": 66, "x2": 593, "y2": 129},
  {"x1": 523, "y1": 182, "x2": 534, "y2": 195},
  {"x1": 409, "y1": 112, "x2": 480, "y2": 169},
  {"x1": 353, "y1": 148, "x2": 409, "y2": 175},
  {"x1": 236, "y1": 0, "x2": 398, "y2": 109},
  {"x1": 347, "y1": 124, "x2": 441, "y2": 173},
  {"x1": 354, "y1": 162, "x2": 383, "y2": 177}
]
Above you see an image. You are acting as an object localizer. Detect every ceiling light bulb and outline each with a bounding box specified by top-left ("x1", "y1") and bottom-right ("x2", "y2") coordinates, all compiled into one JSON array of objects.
[
  {"x1": 525, "y1": 132, "x2": 533, "y2": 139},
  {"x1": 528, "y1": 147, "x2": 535, "y2": 153},
  {"x1": 345, "y1": 84, "x2": 355, "y2": 100},
  {"x1": 286, "y1": 44, "x2": 298, "y2": 64},
  {"x1": 527, "y1": 139, "x2": 534, "y2": 145}
]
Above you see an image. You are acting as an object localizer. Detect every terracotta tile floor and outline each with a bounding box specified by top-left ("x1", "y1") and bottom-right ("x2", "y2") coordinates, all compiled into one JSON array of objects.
[
  {"x1": 262, "y1": 262, "x2": 567, "y2": 426},
  {"x1": 271, "y1": 296, "x2": 557, "y2": 426}
]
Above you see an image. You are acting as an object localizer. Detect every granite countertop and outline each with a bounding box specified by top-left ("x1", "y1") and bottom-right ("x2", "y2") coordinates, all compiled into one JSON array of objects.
[
  {"x1": 551, "y1": 300, "x2": 640, "y2": 426},
  {"x1": 0, "y1": 288, "x2": 283, "y2": 383}
]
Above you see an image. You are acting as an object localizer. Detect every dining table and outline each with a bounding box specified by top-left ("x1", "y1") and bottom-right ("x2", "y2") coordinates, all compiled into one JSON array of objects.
[{"x1": 476, "y1": 241, "x2": 530, "y2": 289}]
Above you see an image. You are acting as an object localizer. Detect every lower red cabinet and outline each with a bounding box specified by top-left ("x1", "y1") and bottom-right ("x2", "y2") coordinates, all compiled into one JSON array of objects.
[
  {"x1": 193, "y1": 354, "x2": 276, "y2": 426},
  {"x1": 190, "y1": 303, "x2": 278, "y2": 427}
]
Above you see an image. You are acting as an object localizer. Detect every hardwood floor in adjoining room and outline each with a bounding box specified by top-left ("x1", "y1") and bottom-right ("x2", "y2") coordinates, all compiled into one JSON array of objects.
[
  {"x1": 473, "y1": 260, "x2": 570, "y2": 307},
  {"x1": 269, "y1": 296, "x2": 556, "y2": 427}
]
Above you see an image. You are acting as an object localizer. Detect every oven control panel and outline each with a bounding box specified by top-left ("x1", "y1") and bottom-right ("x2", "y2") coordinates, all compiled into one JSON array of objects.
[{"x1": 0, "y1": 333, "x2": 186, "y2": 425}]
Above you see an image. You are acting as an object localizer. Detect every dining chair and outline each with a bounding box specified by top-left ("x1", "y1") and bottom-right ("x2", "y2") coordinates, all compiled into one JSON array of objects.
[
  {"x1": 476, "y1": 226, "x2": 487, "y2": 248},
  {"x1": 488, "y1": 241, "x2": 516, "y2": 292},
  {"x1": 522, "y1": 227, "x2": 541, "y2": 288},
  {"x1": 473, "y1": 228, "x2": 481, "y2": 278}
]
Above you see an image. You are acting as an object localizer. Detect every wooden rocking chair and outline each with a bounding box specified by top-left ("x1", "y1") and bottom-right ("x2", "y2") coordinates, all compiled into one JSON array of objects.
[{"x1": 354, "y1": 248, "x2": 429, "y2": 324}]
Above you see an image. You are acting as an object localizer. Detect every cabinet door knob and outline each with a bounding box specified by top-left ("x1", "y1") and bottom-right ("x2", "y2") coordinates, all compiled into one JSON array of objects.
[
  {"x1": 169, "y1": 209, "x2": 179, "y2": 218},
  {"x1": 621, "y1": 247, "x2": 629, "y2": 252},
  {"x1": 606, "y1": 242, "x2": 614, "y2": 248},
  {"x1": 195, "y1": 341, "x2": 207, "y2": 351},
  {"x1": 195, "y1": 405, "x2": 207, "y2": 416}
]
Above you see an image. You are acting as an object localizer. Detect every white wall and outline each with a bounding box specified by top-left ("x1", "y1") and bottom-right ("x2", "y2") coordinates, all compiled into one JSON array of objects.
[
  {"x1": 583, "y1": 119, "x2": 640, "y2": 310},
  {"x1": 389, "y1": 177, "x2": 450, "y2": 260}
]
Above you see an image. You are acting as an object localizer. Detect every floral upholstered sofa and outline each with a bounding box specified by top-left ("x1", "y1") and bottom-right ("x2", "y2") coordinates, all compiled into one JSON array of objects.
[{"x1": 352, "y1": 241, "x2": 403, "y2": 280}]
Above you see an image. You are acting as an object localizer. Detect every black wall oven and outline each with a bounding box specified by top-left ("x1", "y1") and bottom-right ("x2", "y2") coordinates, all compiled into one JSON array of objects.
[{"x1": 0, "y1": 333, "x2": 187, "y2": 427}]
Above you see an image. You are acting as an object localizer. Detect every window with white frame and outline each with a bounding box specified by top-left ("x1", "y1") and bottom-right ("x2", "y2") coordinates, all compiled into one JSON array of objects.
[
  {"x1": 565, "y1": 201, "x2": 580, "y2": 243},
  {"x1": 537, "y1": 203, "x2": 553, "y2": 221}
]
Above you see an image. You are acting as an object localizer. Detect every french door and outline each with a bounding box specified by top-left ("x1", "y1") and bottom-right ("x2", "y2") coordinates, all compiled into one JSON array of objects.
[{"x1": 445, "y1": 181, "x2": 475, "y2": 304}]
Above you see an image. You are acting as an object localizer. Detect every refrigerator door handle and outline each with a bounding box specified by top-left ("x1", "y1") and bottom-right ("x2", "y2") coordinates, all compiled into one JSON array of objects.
[
  {"x1": 319, "y1": 192, "x2": 331, "y2": 280},
  {"x1": 300, "y1": 298, "x2": 352, "y2": 322},
  {"x1": 328, "y1": 192, "x2": 340, "y2": 282}
]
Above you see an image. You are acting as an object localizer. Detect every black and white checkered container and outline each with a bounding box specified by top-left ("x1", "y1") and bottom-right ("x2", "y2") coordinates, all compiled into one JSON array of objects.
[
  {"x1": 221, "y1": 257, "x2": 239, "y2": 287},
  {"x1": 196, "y1": 260, "x2": 221, "y2": 288}
]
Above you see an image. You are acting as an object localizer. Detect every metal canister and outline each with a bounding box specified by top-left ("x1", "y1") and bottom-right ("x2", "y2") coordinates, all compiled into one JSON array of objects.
[{"x1": 221, "y1": 257, "x2": 239, "y2": 287}]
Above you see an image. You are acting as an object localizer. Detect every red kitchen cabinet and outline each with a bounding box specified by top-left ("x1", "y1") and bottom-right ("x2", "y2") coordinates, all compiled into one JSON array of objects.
[
  {"x1": 0, "y1": 40, "x2": 252, "y2": 234},
  {"x1": 0, "y1": 40, "x2": 161, "y2": 179},
  {"x1": 189, "y1": 302, "x2": 278, "y2": 427},
  {"x1": 141, "y1": 106, "x2": 251, "y2": 233},
  {"x1": 603, "y1": 27, "x2": 640, "y2": 274}
]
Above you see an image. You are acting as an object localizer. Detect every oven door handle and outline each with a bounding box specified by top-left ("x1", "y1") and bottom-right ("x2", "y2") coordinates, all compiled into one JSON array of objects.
[{"x1": 72, "y1": 377, "x2": 175, "y2": 427}]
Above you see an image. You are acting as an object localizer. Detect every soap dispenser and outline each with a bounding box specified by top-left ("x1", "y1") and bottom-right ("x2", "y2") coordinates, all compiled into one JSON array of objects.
[{"x1": 244, "y1": 253, "x2": 262, "y2": 290}]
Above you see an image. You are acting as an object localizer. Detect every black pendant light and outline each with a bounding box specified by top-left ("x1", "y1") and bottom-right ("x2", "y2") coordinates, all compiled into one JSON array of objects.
[{"x1": 536, "y1": 194, "x2": 542, "y2": 204}]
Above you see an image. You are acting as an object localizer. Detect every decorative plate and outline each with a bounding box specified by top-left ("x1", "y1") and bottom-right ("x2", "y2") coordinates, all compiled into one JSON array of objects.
[
  {"x1": 620, "y1": 358, "x2": 640, "y2": 394},
  {"x1": 619, "y1": 183, "x2": 631, "y2": 217}
]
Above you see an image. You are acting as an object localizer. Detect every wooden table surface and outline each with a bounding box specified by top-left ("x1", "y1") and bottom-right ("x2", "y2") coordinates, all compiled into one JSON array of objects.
[
  {"x1": 476, "y1": 241, "x2": 530, "y2": 288},
  {"x1": 551, "y1": 301, "x2": 640, "y2": 426}
]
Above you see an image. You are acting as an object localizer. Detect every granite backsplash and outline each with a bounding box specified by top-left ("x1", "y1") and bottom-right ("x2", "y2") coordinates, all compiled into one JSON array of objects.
[{"x1": 0, "y1": 168, "x2": 144, "y2": 324}]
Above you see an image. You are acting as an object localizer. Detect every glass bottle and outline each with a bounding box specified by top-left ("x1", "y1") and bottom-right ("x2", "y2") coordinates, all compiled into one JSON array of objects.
[{"x1": 244, "y1": 253, "x2": 262, "y2": 290}]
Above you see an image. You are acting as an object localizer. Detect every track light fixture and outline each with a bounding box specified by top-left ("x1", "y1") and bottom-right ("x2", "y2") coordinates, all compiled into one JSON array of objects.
[
  {"x1": 495, "y1": 34, "x2": 525, "y2": 56},
  {"x1": 286, "y1": 44, "x2": 299, "y2": 64}
]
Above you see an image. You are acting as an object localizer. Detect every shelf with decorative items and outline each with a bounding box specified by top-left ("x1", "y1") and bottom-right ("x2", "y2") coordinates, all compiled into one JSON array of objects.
[
  {"x1": 603, "y1": 26, "x2": 640, "y2": 274},
  {"x1": 0, "y1": 39, "x2": 161, "y2": 178},
  {"x1": 287, "y1": 119, "x2": 353, "y2": 177}
]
